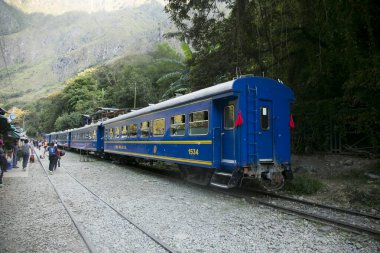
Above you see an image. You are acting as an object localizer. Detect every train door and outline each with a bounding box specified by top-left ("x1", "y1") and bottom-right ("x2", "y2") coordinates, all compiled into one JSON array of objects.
[
  {"x1": 216, "y1": 99, "x2": 236, "y2": 168},
  {"x1": 257, "y1": 100, "x2": 273, "y2": 161}
]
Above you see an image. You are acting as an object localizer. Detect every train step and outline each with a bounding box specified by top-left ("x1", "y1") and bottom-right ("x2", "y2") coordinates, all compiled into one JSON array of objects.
[
  {"x1": 210, "y1": 182, "x2": 230, "y2": 189},
  {"x1": 214, "y1": 172, "x2": 233, "y2": 177},
  {"x1": 210, "y1": 169, "x2": 242, "y2": 189}
]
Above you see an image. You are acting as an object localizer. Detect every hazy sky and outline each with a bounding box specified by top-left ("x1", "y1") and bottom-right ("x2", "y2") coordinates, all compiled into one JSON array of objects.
[{"x1": 4, "y1": 0, "x2": 167, "y2": 15}]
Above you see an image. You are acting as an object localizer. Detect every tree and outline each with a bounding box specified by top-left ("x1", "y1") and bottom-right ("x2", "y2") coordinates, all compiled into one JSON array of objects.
[
  {"x1": 8, "y1": 107, "x2": 28, "y2": 126},
  {"x1": 165, "y1": 0, "x2": 380, "y2": 153},
  {"x1": 156, "y1": 42, "x2": 192, "y2": 99}
]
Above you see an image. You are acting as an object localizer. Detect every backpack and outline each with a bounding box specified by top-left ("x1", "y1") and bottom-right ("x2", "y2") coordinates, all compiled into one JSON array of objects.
[
  {"x1": 48, "y1": 147, "x2": 57, "y2": 157},
  {"x1": 59, "y1": 150, "x2": 65, "y2": 156}
]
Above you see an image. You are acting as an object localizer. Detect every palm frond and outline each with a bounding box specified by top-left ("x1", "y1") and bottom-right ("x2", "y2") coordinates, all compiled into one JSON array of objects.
[
  {"x1": 181, "y1": 42, "x2": 193, "y2": 61},
  {"x1": 156, "y1": 71, "x2": 182, "y2": 85}
]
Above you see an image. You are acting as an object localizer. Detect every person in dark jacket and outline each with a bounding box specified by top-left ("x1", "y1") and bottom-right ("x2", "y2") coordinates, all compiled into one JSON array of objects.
[
  {"x1": 12, "y1": 139, "x2": 19, "y2": 168},
  {"x1": 21, "y1": 139, "x2": 32, "y2": 171},
  {"x1": 43, "y1": 143, "x2": 58, "y2": 175}
]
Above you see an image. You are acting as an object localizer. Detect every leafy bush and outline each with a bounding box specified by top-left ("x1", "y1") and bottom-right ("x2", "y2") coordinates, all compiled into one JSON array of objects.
[
  {"x1": 348, "y1": 187, "x2": 380, "y2": 208},
  {"x1": 285, "y1": 175, "x2": 324, "y2": 195}
]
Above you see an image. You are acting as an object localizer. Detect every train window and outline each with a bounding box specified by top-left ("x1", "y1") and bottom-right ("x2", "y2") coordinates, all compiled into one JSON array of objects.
[
  {"x1": 129, "y1": 124, "x2": 137, "y2": 138},
  {"x1": 92, "y1": 130, "x2": 97, "y2": 139},
  {"x1": 260, "y1": 106, "x2": 270, "y2": 130},
  {"x1": 105, "y1": 129, "x2": 110, "y2": 139},
  {"x1": 189, "y1": 110, "x2": 209, "y2": 135},
  {"x1": 114, "y1": 127, "x2": 120, "y2": 138},
  {"x1": 170, "y1": 114, "x2": 185, "y2": 136},
  {"x1": 121, "y1": 125, "x2": 128, "y2": 138},
  {"x1": 224, "y1": 105, "x2": 235, "y2": 130},
  {"x1": 110, "y1": 128, "x2": 114, "y2": 139},
  {"x1": 153, "y1": 118, "x2": 165, "y2": 136},
  {"x1": 141, "y1": 121, "x2": 150, "y2": 137}
]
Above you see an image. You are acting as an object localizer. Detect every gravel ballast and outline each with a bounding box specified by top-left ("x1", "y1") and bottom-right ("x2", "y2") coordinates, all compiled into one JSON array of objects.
[{"x1": 1, "y1": 149, "x2": 380, "y2": 252}]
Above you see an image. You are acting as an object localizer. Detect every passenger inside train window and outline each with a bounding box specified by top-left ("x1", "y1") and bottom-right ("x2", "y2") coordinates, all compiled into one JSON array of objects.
[
  {"x1": 153, "y1": 118, "x2": 165, "y2": 136},
  {"x1": 170, "y1": 114, "x2": 185, "y2": 136},
  {"x1": 114, "y1": 127, "x2": 120, "y2": 138},
  {"x1": 121, "y1": 126, "x2": 128, "y2": 138},
  {"x1": 141, "y1": 121, "x2": 150, "y2": 137},
  {"x1": 189, "y1": 110, "x2": 209, "y2": 135},
  {"x1": 129, "y1": 124, "x2": 137, "y2": 138}
]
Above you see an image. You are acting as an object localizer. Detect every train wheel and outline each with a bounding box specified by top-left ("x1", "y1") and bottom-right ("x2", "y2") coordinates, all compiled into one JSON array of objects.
[{"x1": 261, "y1": 171, "x2": 285, "y2": 191}]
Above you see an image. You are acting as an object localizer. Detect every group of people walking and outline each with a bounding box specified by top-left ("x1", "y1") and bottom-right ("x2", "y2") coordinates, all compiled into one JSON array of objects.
[
  {"x1": 0, "y1": 138, "x2": 33, "y2": 186},
  {"x1": 0, "y1": 139, "x2": 64, "y2": 186}
]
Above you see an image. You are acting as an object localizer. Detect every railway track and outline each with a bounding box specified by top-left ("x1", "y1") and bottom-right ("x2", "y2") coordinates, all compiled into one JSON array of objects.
[
  {"x1": 107, "y1": 158, "x2": 380, "y2": 238},
  {"x1": 35, "y1": 150, "x2": 177, "y2": 253},
  {"x1": 39, "y1": 149, "x2": 380, "y2": 240},
  {"x1": 217, "y1": 188, "x2": 380, "y2": 238},
  {"x1": 83, "y1": 153, "x2": 380, "y2": 238}
]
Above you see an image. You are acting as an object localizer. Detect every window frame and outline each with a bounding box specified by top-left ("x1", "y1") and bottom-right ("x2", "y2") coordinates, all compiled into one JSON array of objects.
[
  {"x1": 170, "y1": 114, "x2": 186, "y2": 137},
  {"x1": 153, "y1": 118, "x2": 166, "y2": 137},
  {"x1": 140, "y1": 121, "x2": 150, "y2": 138},
  {"x1": 114, "y1": 127, "x2": 120, "y2": 139},
  {"x1": 224, "y1": 105, "x2": 235, "y2": 130},
  {"x1": 189, "y1": 110, "x2": 209, "y2": 136},
  {"x1": 128, "y1": 123, "x2": 138, "y2": 138},
  {"x1": 260, "y1": 106, "x2": 270, "y2": 130},
  {"x1": 121, "y1": 125, "x2": 128, "y2": 139}
]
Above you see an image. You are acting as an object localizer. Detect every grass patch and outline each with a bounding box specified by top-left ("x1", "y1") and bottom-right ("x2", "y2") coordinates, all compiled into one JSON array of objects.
[
  {"x1": 285, "y1": 175, "x2": 324, "y2": 195},
  {"x1": 348, "y1": 186, "x2": 380, "y2": 208}
]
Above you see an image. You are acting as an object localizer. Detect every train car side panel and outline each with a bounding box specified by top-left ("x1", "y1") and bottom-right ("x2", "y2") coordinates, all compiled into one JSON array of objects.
[{"x1": 104, "y1": 100, "x2": 214, "y2": 167}]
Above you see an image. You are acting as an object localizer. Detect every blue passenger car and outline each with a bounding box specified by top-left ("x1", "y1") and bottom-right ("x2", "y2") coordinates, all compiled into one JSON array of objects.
[
  {"x1": 102, "y1": 76, "x2": 294, "y2": 190},
  {"x1": 70, "y1": 123, "x2": 104, "y2": 152},
  {"x1": 56, "y1": 130, "x2": 71, "y2": 148},
  {"x1": 47, "y1": 133, "x2": 53, "y2": 144}
]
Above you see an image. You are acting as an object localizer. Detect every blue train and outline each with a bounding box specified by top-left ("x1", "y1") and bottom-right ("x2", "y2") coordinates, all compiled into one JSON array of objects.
[{"x1": 48, "y1": 76, "x2": 294, "y2": 190}]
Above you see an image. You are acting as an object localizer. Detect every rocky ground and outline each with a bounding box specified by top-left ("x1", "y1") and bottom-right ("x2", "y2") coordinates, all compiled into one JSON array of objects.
[
  {"x1": 0, "y1": 149, "x2": 379, "y2": 252},
  {"x1": 290, "y1": 154, "x2": 380, "y2": 212}
]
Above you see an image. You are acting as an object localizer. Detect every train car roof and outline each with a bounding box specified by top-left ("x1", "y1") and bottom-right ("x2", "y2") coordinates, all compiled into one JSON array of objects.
[
  {"x1": 103, "y1": 79, "x2": 235, "y2": 125},
  {"x1": 103, "y1": 76, "x2": 293, "y2": 125},
  {"x1": 69, "y1": 122, "x2": 102, "y2": 132}
]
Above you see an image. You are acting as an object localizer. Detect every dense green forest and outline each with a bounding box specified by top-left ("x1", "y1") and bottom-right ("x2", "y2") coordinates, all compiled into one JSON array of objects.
[{"x1": 26, "y1": 0, "x2": 379, "y2": 154}]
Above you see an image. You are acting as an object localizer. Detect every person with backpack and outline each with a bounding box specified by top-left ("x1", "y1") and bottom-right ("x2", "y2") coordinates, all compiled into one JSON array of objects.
[
  {"x1": 43, "y1": 143, "x2": 58, "y2": 175},
  {"x1": 21, "y1": 139, "x2": 32, "y2": 171}
]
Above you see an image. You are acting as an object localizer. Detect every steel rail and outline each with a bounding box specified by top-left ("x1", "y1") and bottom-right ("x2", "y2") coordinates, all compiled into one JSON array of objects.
[
  {"x1": 215, "y1": 189, "x2": 380, "y2": 238},
  {"x1": 34, "y1": 150, "x2": 97, "y2": 253},
  {"x1": 246, "y1": 189, "x2": 380, "y2": 221},
  {"x1": 36, "y1": 150, "x2": 177, "y2": 253},
  {"x1": 120, "y1": 159, "x2": 380, "y2": 238},
  {"x1": 65, "y1": 171, "x2": 178, "y2": 253},
  {"x1": 41, "y1": 149, "x2": 380, "y2": 239}
]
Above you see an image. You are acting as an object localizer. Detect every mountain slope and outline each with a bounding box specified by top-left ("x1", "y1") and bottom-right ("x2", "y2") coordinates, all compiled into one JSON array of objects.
[{"x1": 0, "y1": 0, "x2": 172, "y2": 106}]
